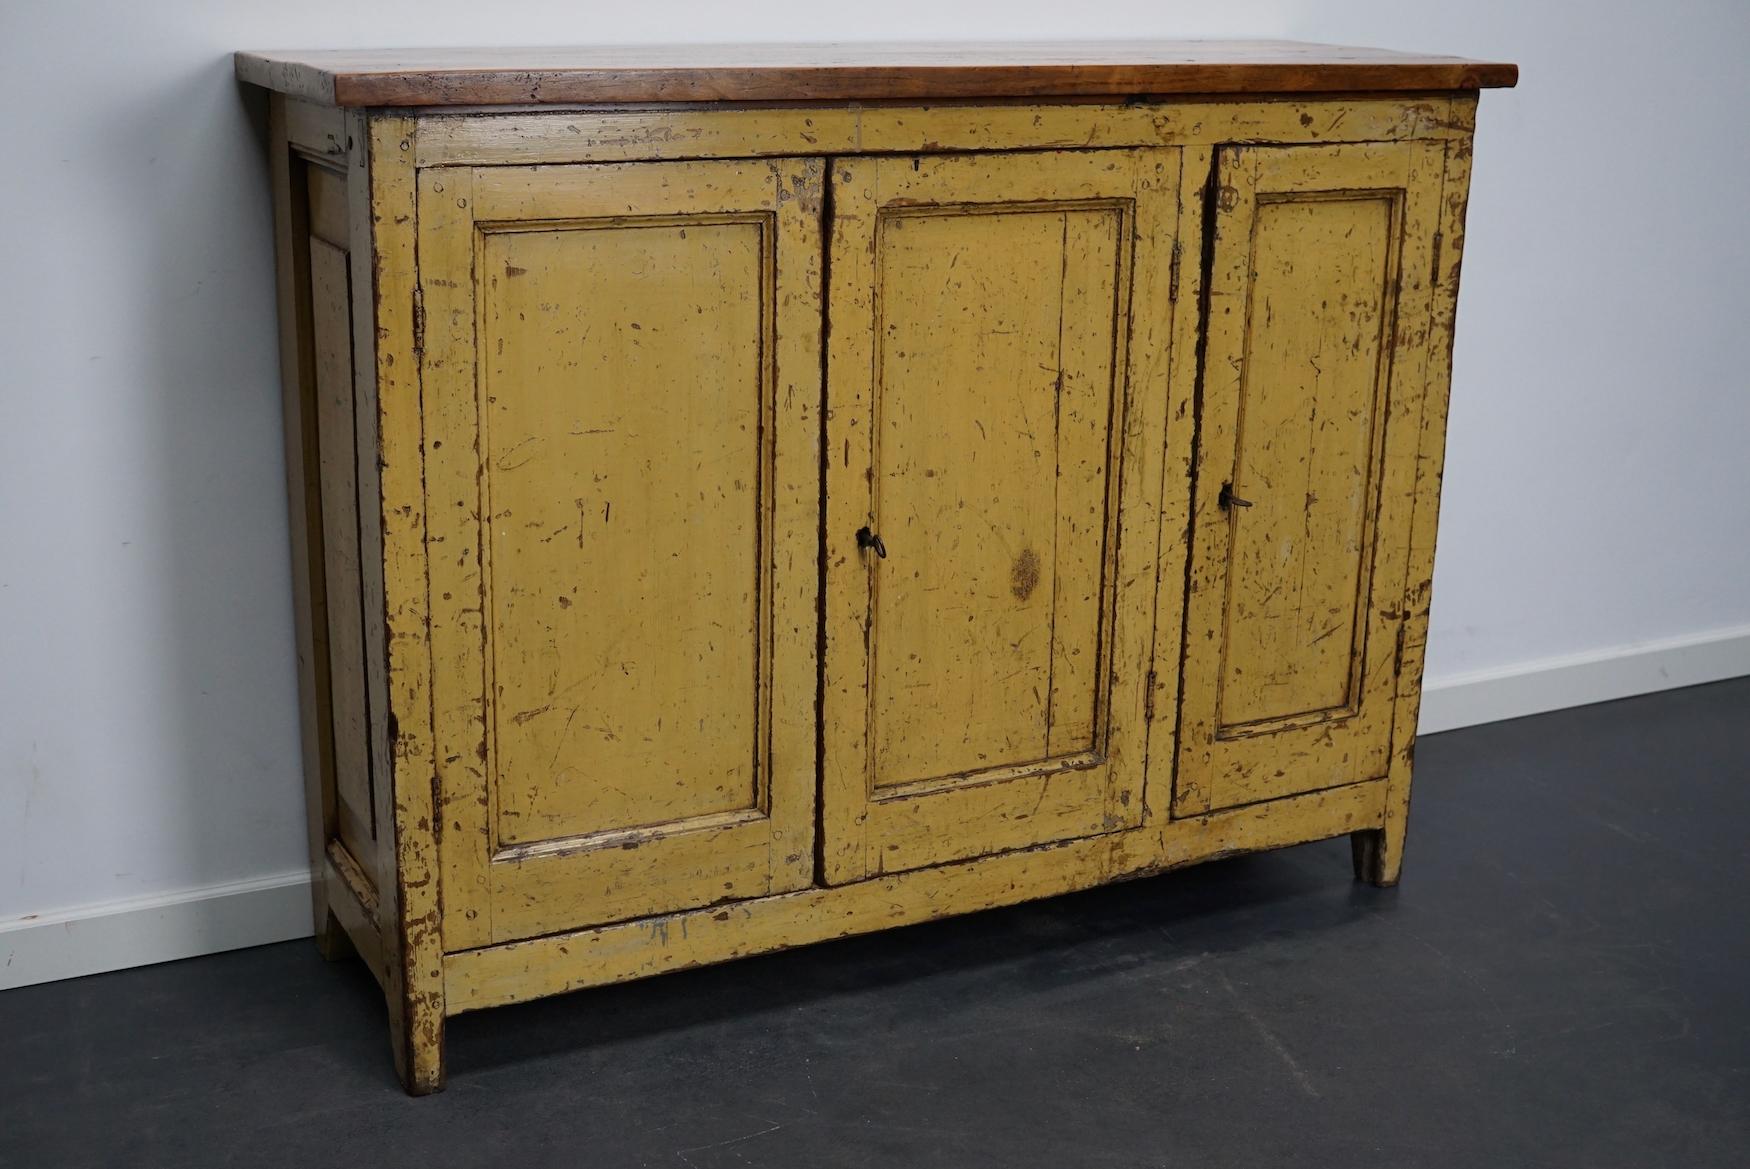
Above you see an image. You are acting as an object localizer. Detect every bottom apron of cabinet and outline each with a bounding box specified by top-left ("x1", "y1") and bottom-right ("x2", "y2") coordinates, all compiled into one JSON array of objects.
[{"x1": 440, "y1": 776, "x2": 1387, "y2": 1016}]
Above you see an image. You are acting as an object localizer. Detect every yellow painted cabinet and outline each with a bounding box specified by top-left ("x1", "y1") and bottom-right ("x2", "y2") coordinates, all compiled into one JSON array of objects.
[
  {"x1": 821, "y1": 150, "x2": 1181, "y2": 882},
  {"x1": 417, "y1": 159, "x2": 827, "y2": 946},
  {"x1": 244, "y1": 42, "x2": 1513, "y2": 1091},
  {"x1": 407, "y1": 140, "x2": 1451, "y2": 929},
  {"x1": 1173, "y1": 142, "x2": 1446, "y2": 815}
]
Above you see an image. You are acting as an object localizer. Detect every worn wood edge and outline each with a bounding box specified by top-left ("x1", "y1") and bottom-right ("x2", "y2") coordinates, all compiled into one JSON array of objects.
[
  {"x1": 1145, "y1": 143, "x2": 1211, "y2": 823},
  {"x1": 1104, "y1": 147, "x2": 1181, "y2": 839},
  {"x1": 342, "y1": 107, "x2": 394, "y2": 909},
  {"x1": 413, "y1": 164, "x2": 491, "y2": 952},
  {"x1": 322, "y1": 846, "x2": 385, "y2": 984},
  {"x1": 238, "y1": 51, "x2": 337, "y2": 106},
  {"x1": 284, "y1": 97, "x2": 348, "y2": 161},
  {"x1": 1167, "y1": 140, "x2": 1250, "y2": 821},
  {"x1": 443, "y1": 779, "x2": 1385, "y2": 1013},
  {"x1": 400, "y1": 89, "x2": 1484, "y2": 118},
  {"x1": 411, "y1": 96, "x2": 1471, "y2": 168},
  {"x1": 1161, "y1": 141, "x2": 1217, "y2": 821},
  {"x1": 341, "y1": 67, "x2": 1520, "y2": 109},
  {"x1": 235, "y1": 55, "x2": 1515, "y2": 109},
  {"x1": 1369, "y1": 127, "x2": 1475, "y2": 886},
  {"x1": 326, "y1": 838, "x2": 380, "y2": 917},
  {"x1": 818, "y1": 154, "x2": 875, "y2": 884},
  {"x1": 362, "y1": 112, "x2": 448, "y2": 1095}
]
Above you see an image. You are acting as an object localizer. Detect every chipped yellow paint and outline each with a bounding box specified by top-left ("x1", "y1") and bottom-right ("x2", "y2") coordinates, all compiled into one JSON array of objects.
[
  {"x1": 1174, "y1": 140, "x2": 1445, "y2": 815},
  {"x1": 363, "y1": 112, "x2": 449, "y2": 1096},
  {"x1": 821, "y1": 149, "x2": 1178, "y2": 883},
  {"x1": 413, "y1": 96, "x2": 1472, "y2": 168},
  {"x1": 420, "y1": 157, "x2": 824, "y2": 947},
  {"x1": 1142, "y1": 144, "x2": 1212, "y2": 824},
  {"x1": 445, "y1": 778, "x2": 1389, "y2": 1012},
  {"x1": 1364, "y1": 111, "x2": 1480, "y2": 886},
  {"x1": 260, "y1": 93, "x2": 1492, "y2": 1095},
  {"x1": 871, "y1": 206, "x2": 1113, "y2": 781}
]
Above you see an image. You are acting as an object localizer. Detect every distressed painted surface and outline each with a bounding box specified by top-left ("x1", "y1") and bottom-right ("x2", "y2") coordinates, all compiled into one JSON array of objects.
[
  {"x1": 268, "y1": 95, "x2": 342, "y2": 959},
  {"x1": 270, "y1": 102, "x2": 392, "y2": 984},
  {"x1": 871, "y1": 205, "x2": 1119, "y2": 785},
  {"x1": 446, "y1": 778, "x2": 1388, "y2": 1013},
  {"x1": 420, "y1": 158, "x2": 823, "y2": 948},
  {"x1": 822, "y1": 149, "x2": 1179, "y2": 883},
  {"x1": 262, "y1": 94, "x2": 1493, "y2": 1094},
  {"x1": 237, "y1": 43, "x2": 1517, "y2": 109},
  {"x1": 1141, "y1": 144, "x2": 1213, "y2": 824},
  {"x1": 413, "y1": 97, "x2": 1473, "y2": 168},
  {"x1": 482, "y1": 220, "x2": 766, "y2": 846},
  {"x1": 365, "y1": 112, "x2": 449, "y2": 1096},
  {"x1": 1175, "y1": 140, "x2": 1444, "y2": 815},
  {"x1": 306, "y1": 169, "x2": 376, "y2": 867},
  {"x1": 1365, "y1": 118, "x2": 1478, "y2": 886},
  {"x1": 1217, "y1": 194, "x2": 1394, "y2": 729},
  {"x1": 343, "y1": 103, "x2": 394, "y2": 939}
]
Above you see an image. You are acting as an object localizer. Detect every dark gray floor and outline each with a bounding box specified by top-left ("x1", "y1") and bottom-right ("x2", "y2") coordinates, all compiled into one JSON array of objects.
[{"x1": 4, "y1": 679, "x2": 1747, "y2": 1168}]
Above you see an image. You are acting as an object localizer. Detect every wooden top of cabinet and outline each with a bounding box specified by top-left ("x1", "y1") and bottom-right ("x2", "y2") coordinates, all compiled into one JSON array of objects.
[{"x1": 235, "y1": 41, "x2": 1518, "y2": 108}]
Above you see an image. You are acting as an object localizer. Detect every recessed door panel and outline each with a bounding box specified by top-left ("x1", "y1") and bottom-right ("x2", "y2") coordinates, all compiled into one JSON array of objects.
[
  {"x1": 421, "y1": 159, "x2": 823, "y2": 946},
  {"x1": 483, "y1": 220, "x2": 765, "y2": 848},
  {"x1": 823, "y1": 150, "x2": 1182, "y2": 883},
  {"x1": 870, "y1": 205, "x2": 1121, "y2": 790},
  {"x1": 1217, "y1": 194, "x2": 1394, "y2": 732},
  {"x1": 1175, "y1": 142, "x2": 1444, "y2": 815}
]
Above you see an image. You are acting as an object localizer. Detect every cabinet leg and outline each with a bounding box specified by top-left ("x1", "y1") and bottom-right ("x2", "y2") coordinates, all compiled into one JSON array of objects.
[
  {"x1": 1350, "y1": 826, "x2": 1405, "y2": 887},
  {"x1": 313, "y1": 904, "x2": 357, "y2": 962},
  {"x1": 387, "y1": 983, "x2": 446, "y2": 1096}
]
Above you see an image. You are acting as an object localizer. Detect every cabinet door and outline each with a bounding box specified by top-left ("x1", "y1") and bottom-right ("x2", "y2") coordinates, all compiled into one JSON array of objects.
[
  {"x1": 822, "y1": 150, "x2": 1181, "y2": 883},
  {"x1": 420, "y1": 158, "x2": 824, "y2": 946},
  {"x1": 1174, "y1": 142, "x2": 1443, "y2": 815}
]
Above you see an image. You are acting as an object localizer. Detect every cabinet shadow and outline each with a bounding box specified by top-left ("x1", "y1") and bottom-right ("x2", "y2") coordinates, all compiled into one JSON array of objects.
[{"x1": 421, "y1": 836, "x2": 1390, "y2": 1081}]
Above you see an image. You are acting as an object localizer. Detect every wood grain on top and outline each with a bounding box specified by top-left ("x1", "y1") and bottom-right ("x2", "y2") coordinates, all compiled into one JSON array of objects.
[{"x1": 235, "y1": 41, "x2": 1518, "y2": 108}]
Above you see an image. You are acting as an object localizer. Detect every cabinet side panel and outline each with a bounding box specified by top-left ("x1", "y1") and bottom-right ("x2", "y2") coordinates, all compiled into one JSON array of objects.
[
  {"x1": 346, "y1": 108, "x2": 395, "y2": 918},
  {"x1": 267, "y1": 96, "x2": 338, "y2": 937},
  {"x1": 306, "y1": 161, "x2": 378, "y2": 873}
]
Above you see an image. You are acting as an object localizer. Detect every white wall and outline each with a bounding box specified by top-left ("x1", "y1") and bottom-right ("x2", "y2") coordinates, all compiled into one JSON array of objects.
[{"x1": 3, "y1": 1, "x2": 1747, "y2": 974}]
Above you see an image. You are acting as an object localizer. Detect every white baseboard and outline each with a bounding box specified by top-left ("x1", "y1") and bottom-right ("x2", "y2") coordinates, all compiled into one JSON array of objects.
[
  {"x1": 1418, "y1": 622, "x2": 1750, "y2": 736},
  {"x1": 0, "y1": 869, "x2": 314, "y2": 991},
  {"x1": 3, "y1": 623, "x2": 1746, "y2": 991}
]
